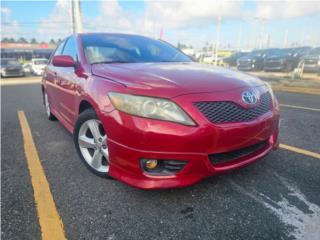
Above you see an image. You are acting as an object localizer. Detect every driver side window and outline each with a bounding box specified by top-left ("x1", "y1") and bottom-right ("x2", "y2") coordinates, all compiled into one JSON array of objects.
[{"x1": 62, "y1": 37, "x2": 78, "y2": 62}]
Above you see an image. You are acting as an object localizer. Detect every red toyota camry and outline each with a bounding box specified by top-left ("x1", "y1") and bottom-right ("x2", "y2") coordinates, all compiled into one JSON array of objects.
[{"x1": 42, "y1": 33, "x2": 279, "y2": 189}]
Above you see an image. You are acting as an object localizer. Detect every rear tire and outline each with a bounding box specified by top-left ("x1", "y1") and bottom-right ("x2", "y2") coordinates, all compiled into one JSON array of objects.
[
  {"x1": 73, "y1": 108, "x2": 111, "y2": 178},
  {"x1": 44, "y1": 92, "x2": 56, "y2": 121}
]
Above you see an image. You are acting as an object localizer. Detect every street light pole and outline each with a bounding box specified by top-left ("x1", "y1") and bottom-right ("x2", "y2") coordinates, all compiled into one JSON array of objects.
[
  {"x1": 237, "y1": 21, "x2": 243, "y2": 52},
  {"x1": 214, "y1": 15, "x2": 221, "y2": 66},
  {"x1": 283, "y1": 29, "x2": 288, "y2": 48}
]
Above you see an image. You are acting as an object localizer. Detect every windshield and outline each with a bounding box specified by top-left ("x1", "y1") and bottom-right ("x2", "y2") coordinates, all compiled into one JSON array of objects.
[
  {"x1": 34, "y1": 59, "x2": 48, "y2": 65},
  {"x1": 1, "y1": 59, "x2": 19, "y2": 66},
  {"x1": 81, "y1": 34, "x2": 193, "y2": 64},
  {"x1": 246, "y1": 50, "x2": 265, "y2": 57}
]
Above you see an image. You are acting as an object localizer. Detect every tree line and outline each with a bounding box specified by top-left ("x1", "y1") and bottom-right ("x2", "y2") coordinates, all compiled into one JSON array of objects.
[{"x1": 1, "y1": 37, "x2": 62, "y2": 45}]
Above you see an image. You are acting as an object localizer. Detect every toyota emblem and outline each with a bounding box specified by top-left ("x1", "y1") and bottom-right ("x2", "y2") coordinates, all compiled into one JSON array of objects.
[{"x1": 242, "y1": 91, "x2": 258, "y2": 104}]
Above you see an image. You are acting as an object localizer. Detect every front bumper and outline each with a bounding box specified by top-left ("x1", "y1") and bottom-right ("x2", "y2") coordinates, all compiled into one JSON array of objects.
[
  {"x1": 33, "y1": 69, "x2": 44, "y2": 76},
  {"x1": 1, "y1": 70, "x2": 24, "y2": 77},
  {"x1": 100, "y1": 86, "x2": 280, "y2": 189},
  {"x1": 303, "y1": 65, "x2": 320, "y2": 73},
  {"x1": 264, "y1": 63, "x2": 286, "y2": 71},
  {"x1": 237, "y1": 63, "x2": 256, "y2": 71}
]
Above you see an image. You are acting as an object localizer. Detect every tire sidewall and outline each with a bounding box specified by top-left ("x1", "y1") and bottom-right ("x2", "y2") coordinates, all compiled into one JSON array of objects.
[
  {"x1": 44, "y1": 91, "x2": 56, "y2": 121},
  {"x1": 73, "y1": 108, "x2": 111, "y2": 178}
]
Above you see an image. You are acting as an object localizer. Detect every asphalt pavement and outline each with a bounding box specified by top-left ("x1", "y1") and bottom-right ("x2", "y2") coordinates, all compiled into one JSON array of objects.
[{"x1": 1, "y1": 80, "x2": 320, "y2": 240}]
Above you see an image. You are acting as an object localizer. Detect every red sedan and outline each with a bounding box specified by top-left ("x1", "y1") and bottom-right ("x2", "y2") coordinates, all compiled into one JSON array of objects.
[{"x1": 42, "y1": 33, "x2": 279, "y2": 189}]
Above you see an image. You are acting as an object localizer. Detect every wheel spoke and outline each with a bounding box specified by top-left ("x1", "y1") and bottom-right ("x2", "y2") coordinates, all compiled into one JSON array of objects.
[
  {"x1": 91, "y1": 150, "x2": 103, "y2": 169},
  {"x1": 101, "y1": 148, "x2": 109, "y2": 161},
  {"x1": 79, "y1": 135, "x2": 95, "y2": 149},
  {"x1": 87, "y1": 120, "x2": 102, "y2": 142}
]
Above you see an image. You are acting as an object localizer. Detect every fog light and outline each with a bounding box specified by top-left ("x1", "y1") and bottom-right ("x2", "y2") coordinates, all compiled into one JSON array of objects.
[{"x1": 145, "y1": 159, "x2": 158, "y2": 169}]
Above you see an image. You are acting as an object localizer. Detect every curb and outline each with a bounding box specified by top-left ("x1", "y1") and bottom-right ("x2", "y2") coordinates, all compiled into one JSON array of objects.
[{"x1": 272, "y1": 85, "x2": 320, "y2": 96}]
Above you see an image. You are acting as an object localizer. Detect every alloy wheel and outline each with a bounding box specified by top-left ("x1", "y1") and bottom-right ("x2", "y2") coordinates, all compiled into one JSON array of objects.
[{"x1": 78, "y1": 119, "x2": 109, "y2": 173}]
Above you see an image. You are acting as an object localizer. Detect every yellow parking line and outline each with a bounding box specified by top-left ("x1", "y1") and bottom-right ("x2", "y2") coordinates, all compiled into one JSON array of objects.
[
  {"x1": 280, "y1": 144, "x2": 320, "y2": 159},
  {"x1": 1, "y1": 79, "x2": 41, "y2": 86},
  {"x1": 17, "y1": 111, "x2": 66, "y2": 240},
  {"x1": 280, "y1": 104, "x2": 320, "y2": 112}
]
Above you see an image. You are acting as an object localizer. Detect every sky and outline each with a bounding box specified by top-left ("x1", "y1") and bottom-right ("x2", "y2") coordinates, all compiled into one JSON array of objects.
[{"x1": 1, "y1": 0, "x2": 320, "y2": 50}]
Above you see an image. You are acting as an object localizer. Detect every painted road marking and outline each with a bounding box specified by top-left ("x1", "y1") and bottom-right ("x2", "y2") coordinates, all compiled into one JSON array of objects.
[
  {"x1": 1, "y1": 78, "x2": 41, "y2": 86},
  {"x1": 17, "y1": 111, "x2": 66, "y2": 240},
  {"x1": 280, "y1": 144, "x2": 320, "y2": 159},
  {"x1": 280, "y1": 104, "x2": 320, "y2": 112}
]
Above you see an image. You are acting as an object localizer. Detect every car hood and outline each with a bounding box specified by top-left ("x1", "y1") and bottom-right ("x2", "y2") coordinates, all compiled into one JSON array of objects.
[{"x1": 92, "y1": 62, "x2": 264, "y2": 98}]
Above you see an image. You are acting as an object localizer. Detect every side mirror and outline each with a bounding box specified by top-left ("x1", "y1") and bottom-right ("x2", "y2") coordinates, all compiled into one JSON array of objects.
[{"x1": 52, "y1": 55, "x2": 75, "y2": 67}]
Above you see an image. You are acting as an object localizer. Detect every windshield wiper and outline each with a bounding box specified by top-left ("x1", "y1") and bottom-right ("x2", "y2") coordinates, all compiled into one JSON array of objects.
[{"x1": 91, "y1": 60, "x2": 134, "y2": 64}]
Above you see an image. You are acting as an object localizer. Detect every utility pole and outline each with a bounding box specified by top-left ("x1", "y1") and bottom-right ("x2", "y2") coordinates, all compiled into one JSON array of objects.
[
  {"x1": 69, "y1": 0, "x2": 75, "y2": 34},
  {"x1": 74, "y1": 0, "x2": 83, "y2": 33},
  {"x1": 256, "y1": 17, "x2": 267, "y2": 49}
]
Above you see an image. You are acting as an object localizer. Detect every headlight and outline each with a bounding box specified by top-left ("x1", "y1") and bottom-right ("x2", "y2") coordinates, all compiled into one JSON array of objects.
[
  {"x1": 108, "y1": 92, "x2": 196, "y2": 126},
  {"x1": 264, "y1": 82, "x2": 279, "y2": 110},
  {"x1": 252, "y1": 59, "x2": 256, "y2": 63}
]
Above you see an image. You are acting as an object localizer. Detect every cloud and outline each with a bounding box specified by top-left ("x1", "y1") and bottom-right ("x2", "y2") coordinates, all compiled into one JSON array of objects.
[
  {"x1": 144, "y1": 0, "x2": 243, "y2": 29},
  {"x1": 255, "y1": 0, "x2": 320, "y2": 20},
  {"x1": 37, "y1": 0, "x2": 72, "y2": 41},
  {"x1": 1, "y1": 7, "x2": 21, "y2": 39},
  {"x1": 83, "y1": 0, "x2": 134, "y2": 33}
]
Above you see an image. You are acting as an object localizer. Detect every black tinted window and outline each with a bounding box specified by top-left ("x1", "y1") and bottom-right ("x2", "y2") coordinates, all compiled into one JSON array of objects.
[
  {"x1": 81, "y1": 34, "x2": 192, "y2": 64},
  {"x1": 62, "y1": 37, "x2": 78, "y2": 61}
]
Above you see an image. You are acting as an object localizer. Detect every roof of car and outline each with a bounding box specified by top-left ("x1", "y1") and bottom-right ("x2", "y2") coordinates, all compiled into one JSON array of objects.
[{"x1": 77, "y1": 32, "x2": 153, "y2": 39}]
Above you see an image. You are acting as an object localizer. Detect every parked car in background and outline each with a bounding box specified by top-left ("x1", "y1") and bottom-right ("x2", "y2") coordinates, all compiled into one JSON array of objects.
[
  {"x1": 223, "y1": 52, "x2": 248, "y2": 67},
  {"x1": 31, "y1": 58, "x2": 48, "y2": 76},
  {"x1": 237, "y1": 49, "x2": 279, "y2": 71},
  {"x1": 0, "y1": 58, "x2": 24, "y2": 77},
  {"x1": 203, "y1": 55, "x2": 226, "y2": 66},
  {"x1": 23, "y1": 63, "x2": 33, "y2": 75},
  {"x1": 263, "y1": 48, "x2": 298, "y2": 72},
  {"x1": 301, "y1": 47, "x2": 320, "y2": 73}
]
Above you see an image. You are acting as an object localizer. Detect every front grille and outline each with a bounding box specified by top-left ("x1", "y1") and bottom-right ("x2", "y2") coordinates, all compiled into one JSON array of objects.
[
  {"x1": 194, "y1": 92, "x2": 272, "y2": 124},
  {"x1": 209, "y1": 140, "x2": 268, "y2": 165},
  {"x1": 5, "y1": 69, "x2": 21, "y2": 74},
  {"x1": 265, "y1": 61, "x2": 282, "y2": 68},
  {"x1": 304, "y1": 59, "x2": 317, "y2": 65},
  {"x1": 163, "y1": 160, "x2": 187, "y2": 173},
  {"x1": 238, "y1": 60, "x2": 251, "y2": 65}
]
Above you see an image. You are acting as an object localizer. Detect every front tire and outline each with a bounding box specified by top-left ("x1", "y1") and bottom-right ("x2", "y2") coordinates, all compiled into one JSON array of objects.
[{"x1": 74, "y1": 108, "x2": 111, "y2": 178}]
